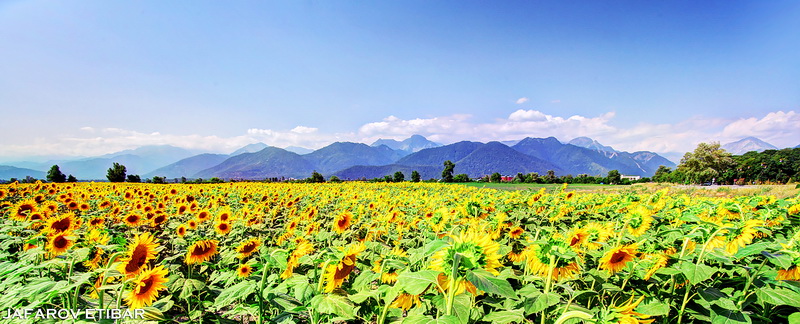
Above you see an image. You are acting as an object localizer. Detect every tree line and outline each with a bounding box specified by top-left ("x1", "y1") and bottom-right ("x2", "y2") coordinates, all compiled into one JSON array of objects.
[{"x1": 653, "y1": 143, "x2": 800, "y2": 185}]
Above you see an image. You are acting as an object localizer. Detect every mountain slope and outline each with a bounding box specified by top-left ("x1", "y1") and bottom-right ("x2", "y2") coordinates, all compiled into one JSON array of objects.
[
  {"x1": 303, "y1": 142, "x2": 403, "y2": 174},
  {"x1": 144, "y1": 154, "x2": 230, "y2": 179},
  {"x1": 333, "y1": 165, "x2": 442, "y2": 180},
  {"x1": 396, "y1": 141, "x2": 484, "y2": 166},
  {"x1": 195, "y1": 147, "x2": 315, "y2": 179},
  {"x1": 723, "y1": 137, "x2": 778, "y2": 155},
  {"x1": 0, "y1": 165, "x2": 46, "y2": 180}
]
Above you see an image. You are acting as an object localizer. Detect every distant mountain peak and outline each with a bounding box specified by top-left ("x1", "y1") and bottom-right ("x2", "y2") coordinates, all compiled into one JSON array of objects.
[
  {"x1": 370, "y1": 135, "x2": 441, "y2": 153},
  {"x1": 568, "y1": 137, "x2": 617, "y2": 153},
  {"x1": 722, "y1": 137, "x2": 777, "y2": 155},
  {"x1": 230, "y1": 143, "x2": 269, "y2": 156}
]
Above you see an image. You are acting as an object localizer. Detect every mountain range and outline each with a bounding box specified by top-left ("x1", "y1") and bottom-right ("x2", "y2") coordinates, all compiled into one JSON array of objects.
[
  {"x1": 2, "y1": 136, "x2": 794, "y2": 181},
  {"x1": 721, "y1": 137, "x2": 779, "y2": 155}
]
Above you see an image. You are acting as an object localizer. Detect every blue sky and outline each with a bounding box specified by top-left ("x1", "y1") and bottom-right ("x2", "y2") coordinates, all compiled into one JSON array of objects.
[{"x1": 1, "y1": 0, "x2": 798, "y2": 161}]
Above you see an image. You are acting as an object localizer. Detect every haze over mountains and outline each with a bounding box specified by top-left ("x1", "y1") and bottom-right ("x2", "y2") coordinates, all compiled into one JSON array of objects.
[{"x1": 1, "y1": 136, "x2": 795, "y2": 181}]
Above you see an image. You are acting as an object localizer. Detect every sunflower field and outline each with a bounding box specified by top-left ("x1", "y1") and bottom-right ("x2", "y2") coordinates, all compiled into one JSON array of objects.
[{"x1": 1, "y1": 181, "x2": 800, "y2": 324}]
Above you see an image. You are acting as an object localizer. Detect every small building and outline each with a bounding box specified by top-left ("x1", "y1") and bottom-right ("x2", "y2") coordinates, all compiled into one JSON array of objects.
[{"x1": 621, "y1": 175, "x2": 641, "y2": 181}]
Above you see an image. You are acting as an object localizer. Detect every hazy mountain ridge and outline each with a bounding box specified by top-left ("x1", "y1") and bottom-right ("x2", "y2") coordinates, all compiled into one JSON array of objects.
[
  {"x1": 2, "y1": 135, "x2": 683, "y2": 181},
  {"x1": 722, "y1": 137, "x2": 778, "y2": 155}
]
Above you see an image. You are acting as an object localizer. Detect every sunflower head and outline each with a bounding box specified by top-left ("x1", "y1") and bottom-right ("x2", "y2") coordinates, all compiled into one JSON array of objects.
[
  {"x1": 333, "y1": 212, "x2": 353, "y2": 234},
  {"x1": 430, "y1": 230, "x2": 502, "y2": 277},
  {"x1": 186, "y1": 240, "x2": 219, "y2": 264},
  {"x1": 237, "y1": 264, "x2": 253, "y2": 278},
  {"x1": 118, "y1": 232, "x2": 160, "y2": 277},
  {"x1": 215, "y1": 221, "x2": 232, "y2": 236},
  {"x1": 126, "y1": 265, "x2": 169, "y2": 309},
  {"x1": 236, "y1": 238, "x2": 262, "y2": 259},
  {"x1": 600, "y1": 244, "x2": 639, "y2": 274},
  {"x1": 46, "y1": 232, "x2": 74, "y2": 257}
]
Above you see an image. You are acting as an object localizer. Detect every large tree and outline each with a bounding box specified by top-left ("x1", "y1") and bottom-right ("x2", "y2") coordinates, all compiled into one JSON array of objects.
[
  {"x1": 106, "y1": 163, "x2": 127, "y2": 182},
  {"x1": 677, "y1": 142, "x2": 734, "y2": 184},
  {"x1": 441, "y1": 160, "x2": 455, "y2": 183},
  {"x1": 46, "y1": 165, "x2": 67, "y2": 183}
]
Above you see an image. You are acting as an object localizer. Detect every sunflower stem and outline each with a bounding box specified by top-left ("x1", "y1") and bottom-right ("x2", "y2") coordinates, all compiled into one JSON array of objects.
[
  {"x1": 541, "y1": 254, "x2": 556, "y2": 324},
  {"x1": 445, "y1": 253, "x2": 462, "y2": 317},
  {"x1": 98, "y1": 251, "x2": 123, "y2": 310},
  {"x1": 257, "y1": 257, "x2": 269, "y2": 324}
]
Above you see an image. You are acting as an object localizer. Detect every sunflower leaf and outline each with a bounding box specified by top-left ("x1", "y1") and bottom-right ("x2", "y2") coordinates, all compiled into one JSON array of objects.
[
  {"x1": 396, "y1": 270, "x2": 440, "y2": 295},
  {"x1": 482, "y1": 309, "x2": 525, "y2": 324},
  {"x1": 465, "y1": 270, "x2": 517, "y2": 299},
  {"x1": 179, "y1": 279, "x2": 205, "y2": 300},
  {"x1": 403, "y1": 315, "x2": 461, "y2": 324},
  {"x1": 310, "y1": 294, "x2": 354, "y2": 320},
  {"x1": 677, "y1": 262, "x2": 717, "y2": 285},
  {"x1": 213, "y1": 281, "x2": 255, "y2": 310},
  {"x1": 755, "y1": 287, "x2": 800, "y2": 307},
  {"x1": 525, "y1": 292, "x2": 560, "y2": 314}
]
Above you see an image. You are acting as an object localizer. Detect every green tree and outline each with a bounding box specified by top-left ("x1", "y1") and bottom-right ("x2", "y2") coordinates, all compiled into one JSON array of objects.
[
  {"x1": 525, "y1": 172, "x2": 540, "y2": 183},
  {"x1": 677, "y1": 142, "x2": 734, "y2": 184},
  {"x1": 126, "y1": 174, "x2": 141, "y2": 183},
  {"x1": 328, "y1": 175, "x2": 341, "y2": 183},
  {"x1": 544, "y1": 170, "x2": 556, "y2": 183},
  {"x1": 393, "y1": 171, "x2": 405, "y2": 182},
  {"x1": 652, "y1": 165, "x2": 673, "y2": 183},
  {"x1": 106, "y1": 163, "x2": 127, "y2": 182},
  {"x1": 46, "y1": 165, "x2": 67, "y2": 183},
  {"x1": 151, "y1": 176, "x2": 166, "y2": 184},
  {"x1": 606, "y1": 170, "x2": 621, "y2": 184},
  {"x1": 442, "y1": 160, "x2": 455, "y2": 183},
  {"x1": 308, "y1": 171, "x2": 325, "y2": 183},
  {"x1": 490, "y1": 172, "x2": 502, "y2": 183},
  {"x1": 453, "y1": 174, "x2": 470, "y2": 182},
  {"x1": 411, "y1": 170, "x2": 421, "y2": 182},
  {"x1": 66, "y1": 174, "x2": 77, "y2": 182}
]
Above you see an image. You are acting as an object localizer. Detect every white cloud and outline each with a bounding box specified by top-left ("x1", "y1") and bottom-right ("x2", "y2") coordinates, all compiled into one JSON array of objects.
[
  {"x1": 515, "y1": 97, "x2": 529, "y2": 104},
  {"x1": 1, "y1": 110, "x2": 797, "y2": 161}
]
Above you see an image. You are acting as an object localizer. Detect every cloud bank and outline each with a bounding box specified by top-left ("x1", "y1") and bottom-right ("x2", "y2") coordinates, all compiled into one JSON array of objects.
[{"x1": 1, "y1": 110, "x2": 797, "y2": 161}]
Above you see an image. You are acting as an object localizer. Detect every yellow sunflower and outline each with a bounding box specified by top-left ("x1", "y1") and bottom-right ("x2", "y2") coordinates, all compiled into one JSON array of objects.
[
  {"x1": 626, "y1": 205, "x2": 653, "y2": 237},
  {"x1": 237, "y1": 264, "x2": 253, "y2": 278},
  {"x1": 176, "y1": 224, "x2": 187, "y2": 238},
  {"x1": 523, "y1": 240, "x2": 581, "y2": 282},
  {"x1": 42, "y1": 212, "x2": 77, "y2": 235},
  {"x1": 333, "y1": 212, "x2": 353, "y2": 234},
  {"x1": 186, "y1": 240, "x2": 219, "y2": 264},
  {"x1": 46, "y1": 232, "x2": 74, "y2": 257},
  {"x1": 236, "y1": 238, "x2": 262, "y2": 259},
  {"x1": 215, "y1": 221, "x2": 232, "y2": 236},
  {"x1": 600, "y1": 244, "x2": 638, "y2": 274},
  {"x1": 725, "y1": 219, "x2": 763, "y2": 255},
  {"x1": 610, "y1": 295, "x2": 655, "y2": 324},
  {"x1": 584, "y1": 222, "x2": 613, "y2": 250},
  {"x1": 322, "y1": 243, "x2": 365, "y2": 292},
  {"x1": 281, "y1": 240, "x2": 314, "y2": 279},
  {"x1": 126, "y1": 265, "x2": 169, "y2": 309},
  {"x1": 118, "y1": 232, "x2": 160, "y2": 277},
  {"x1": 390, "y1": 293, "x2": 421, "y2": 311},
  {"x1": 430, "y1": 230, "x2": 502, "y2": 275}
]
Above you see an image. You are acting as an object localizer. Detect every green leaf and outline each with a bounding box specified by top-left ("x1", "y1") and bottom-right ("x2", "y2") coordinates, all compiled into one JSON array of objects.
[
  {"x1": 732, "y1": 242, "x2": 771, "y2": 259},
  {"x1": 465, "y1": 270, "x2": 517, "y2": 299},
  {"x1": 756, "y1": 287, "x2": 800, "y2": 307},
  {"x1": 787, "y1": 312, "x2": 800, "y2": 324},
  {"x1": 763, "y1": 251, "x2": 793, "y2": 270},
  {"x1": 635, "y1": 300, "x2": 670, "y2": 316},
  {"x1": 348, "y1": 290, "x2": 379, "y2": 304},
  {"x1": 213, "y1": 281, "x2": 256, "y2": 309},
  {"x1": 525, "y1": 292, "x2": 560, "y2": 314},
  {"x1": 710, "y1": 305, "x2": 751, "y2": 324},
  {"x1": 482, "y1": 309, "x2": 525, "y2": 324},
  {"x1": 677, "y1": 262, "x2": 717, "y2": 285},
  {"x1": 311, "y1": 294, "x2": 354, "y2": 320},
  {"x1": 396, "y1": 270, "x2": 440, "y2": 295},
  {"x1": 179, "y1": 279, "x2": 205, "y2": 300},
  {"x1": 403, "y1": 315, "x2": 461, "y2": 324}
]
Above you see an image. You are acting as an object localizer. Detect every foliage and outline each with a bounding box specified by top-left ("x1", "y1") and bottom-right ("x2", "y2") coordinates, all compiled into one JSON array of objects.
[
  {"x1": 308, "y1": 171, "x2": 325, "y2": 183},
  {"x1": 606, "y1": 170, "x2": 621, "y2": 185},
  {"x1": 453, "y1": 174, "x2": 471, "y2": 183},
  {"x1": 677, "y1": 142, "x2": 734, "y2": 184},
  {"x1": 46, "y1": 165, "x2": 67, "y2": 183},
  {"x1": 490, "y1": 172, "x2": 502, "y2": 183},
  {"x1": 127, "y1": 174, "x2": 142, "y2": 183},
  {"x1": 442, "y1": 160, "x2": 455, "y2": 183},
  {"x1": 106, "y1": 162, "x2": 127, "y2": 182},
  {"x1": 394, "y1": 171, "x2": 405, "y2": 182},
  {"x1": 1, "y1": 182, "x2": 799, "y2": 323},
  {"x1": 411, "y1": 170, "x2": 421, "y2": 183},
  {"x1": 66, "y1": 174, "x2": 77, "y2": 182}
]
